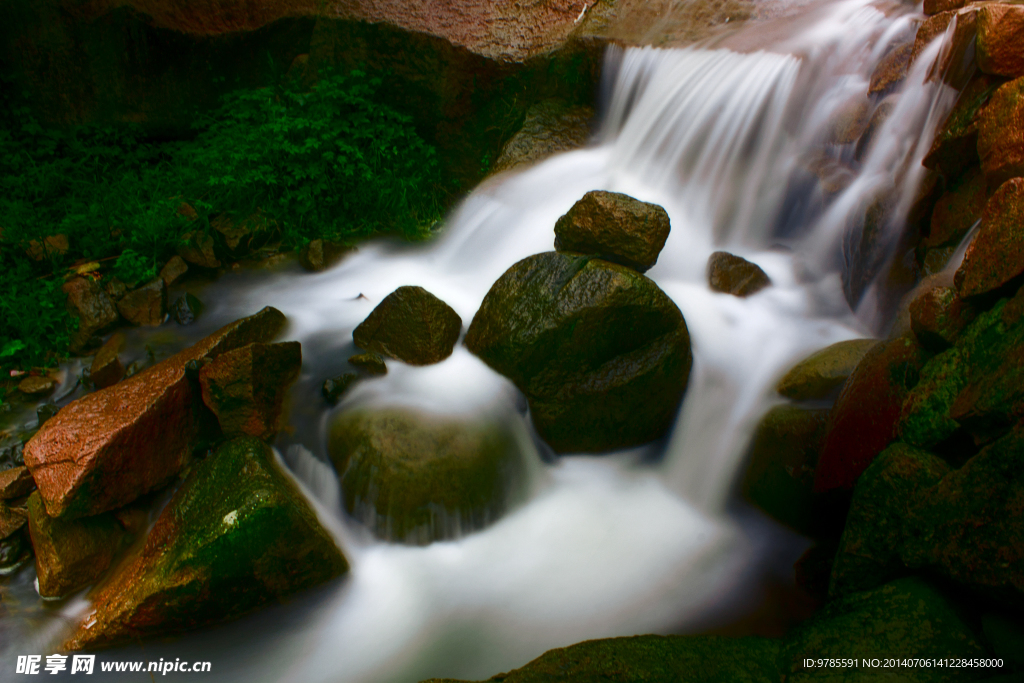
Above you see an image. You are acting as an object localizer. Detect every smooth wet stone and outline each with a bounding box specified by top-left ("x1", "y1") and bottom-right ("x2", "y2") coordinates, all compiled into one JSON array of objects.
[
  {"x1": 491, "y1": 99, "x2": 594, "y2": 174},
  {"x1": 829, "y1": 444, "x2": 950, "y2": 599},
  {"x1": 23, "y1": 307, "x2": 286, "y2": 519},
  {"x1": 348, "y1": 352, "x2": 387, "y2": 376},
  {"x1": 553, "y1": 190, "x2": 670, "y2": 272},
  {"x1": 465, "y1": 252, "x2": 691, "y2": 453},
  {"x1": 199, "y1": 341, "x2": 302, "y2": 441},
  {"x1": 159, "y1": 255, "x2": 188, "y2": 287},
  {"x1": 956, "y1": 178, "x2": 1024, "y2": 298},
  {"x1": 329, "y1": 409, "x2": 526, "y2": 545},
  {"x1": 776, "y1": 339, "x2": 878, "y2": 401},
  {"x1": 63, "y1": 277, "x2": 119, "y2": 353},
  {"x1": 322, "y1": 373, "x2": 359, "y2": 404},
  {"x1": 17, "y1": 375, "x2": 57, "y2": 396},
  {"x1": 26, "y1": 492, "x2": 127, "y2": 598},
  {"x1": 64, "y1": 437, "x2": 348, "y2": 650},
  {"x1": 706, "y1": 251, "x2": 771, "y2": 297},
  {"x1": 0, "y1": 467, "x2": 35, "y2": 500},
  {"x1": 171, "y1": 293, "x2": 204, "y2": 325},
  {"x1": 90, "y1": 332, "x2": 126, "y2": 390},
  {"x1": 117, "y1": 278, "x2": 166, "y2": 326},
  {"x1": 353, "y1": 286, "x2": 462, "y2": 366}
]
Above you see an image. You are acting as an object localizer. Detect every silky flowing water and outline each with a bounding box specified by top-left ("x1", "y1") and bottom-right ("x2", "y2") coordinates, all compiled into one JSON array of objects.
[{"x1": 2, "y1": 1, "x2": 963, "y2": 680}]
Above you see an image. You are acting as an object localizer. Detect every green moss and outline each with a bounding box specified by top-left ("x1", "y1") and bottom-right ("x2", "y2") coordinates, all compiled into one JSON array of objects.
[{"x1": 898, "y1": 347, "x2": 967, "y2": 448}]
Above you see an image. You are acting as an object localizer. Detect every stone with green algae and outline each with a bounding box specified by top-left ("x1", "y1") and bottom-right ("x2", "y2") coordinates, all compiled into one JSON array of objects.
[
  {"x1": 776, "y1": 339, "x2": 878, "y2": 401},
  {"x1": 897, "y1": 347, "x2": 967, "y2": 449},
  {"x1": 63, "y1": 436, "x2": 348, "y2": 650}
]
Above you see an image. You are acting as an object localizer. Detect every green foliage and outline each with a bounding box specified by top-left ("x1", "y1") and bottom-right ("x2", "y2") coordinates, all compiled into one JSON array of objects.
[{"x1": 0, "y1": 69, "x2": 443, "y2": 369}]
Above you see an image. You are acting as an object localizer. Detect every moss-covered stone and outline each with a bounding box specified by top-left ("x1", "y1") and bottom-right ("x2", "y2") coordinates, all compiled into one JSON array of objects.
[
  {"x1": 424, "y1": 634, "x2": 780, "y2": 683},
  {"x1": 465, "y1": 252, "x2": 691, "y2": 453},
  {"x1": 353, "y1": 286, "x2": 462, "y2": 366},
  {"x1": 828, "y1": 444, "x2": 950, "y2": 599},
  {"x1": 329, "y1": 409, "x2": 526, "y2": 545},
  {"x1": 740, "y1": 405, "x2": 829, "y2": 536},
  {"x1": 898, "y1": 347, "x2": 967, "y2": 448},
  {"x1": 909, "y1": 286, "x2": 977, "y2": 352},
  {"x1": 65, "y1": 436, "x2": 348, "y2": 650},
  {"x1": 776, "y1": 339, "x2": 878, "y2": 401},
  {"x1": 26, "y1": 492, "x2": 128, "y2": 599}
]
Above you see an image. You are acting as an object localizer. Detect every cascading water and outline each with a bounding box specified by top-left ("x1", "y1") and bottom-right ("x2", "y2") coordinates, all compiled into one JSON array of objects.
[{"x1": 2, "y1": 1, "x2": 963, "y2": 681}]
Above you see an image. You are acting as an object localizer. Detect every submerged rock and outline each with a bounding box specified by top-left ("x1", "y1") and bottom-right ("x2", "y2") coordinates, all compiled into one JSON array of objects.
[
  {"x1": 90, "y1": 332, "x2": 126, "y2": 390},
  {"x1": 116, "y1": 278, "x2": 166, "y2": 326},
  {"x1": 353, "y1": 286, "x2": 462, "y2": 365},
  {"x1": 64, "y1": 437, "x2": 348, "y2": 650},
  {"x1": 465, "y1": 252, "x2": 692, "y2": 453},
  {"x1": 329, "y1": 409, "x2": 526, "y2": 545},
  {"x1": 776, "y1": 339, "x2": 878, "y2": 401},
  {"x1": 553, "y1": 190, "x2": 670, "y2": 273},
  {"x1": 868, "y1": 42, "x2": 912, "y2": 95},
  {"x1": 706, "y1": 251, "x2": 771, "y2": 297},
  {"x1": 199, "y1": 341, "x2": 302, "y2": 440},
  {"x1": 26, "y1": 492, "x2": 128, "y2": 599},
  {"x1": 23, "y1": 307, "x2": 286, "y2": 519}
]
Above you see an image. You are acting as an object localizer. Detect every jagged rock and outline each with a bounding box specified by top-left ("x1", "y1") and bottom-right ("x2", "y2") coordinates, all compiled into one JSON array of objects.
[
  {"x1": 492, "y1": 99, "x2": 594, "y2": 173},
  {"x1": 707, "y1": 251, "x2": 771, "y2": 297},
  {"x1": 0, "y1": 502, "x2": 27, "y2": 540},
  {"x1": 924, "y1": 73, "x2": 1003, "y2": 179},
  {"x1": 925, "y1": 166, "x2": 986, "y2": 250},
  {"x1": 465, "y1": 252, "x2": 691, "y2": 453},
  {"x1": 553, "y1": 191, "x2": 670, "y2": 273},
  {"x1": 170, "y1": 293, "x2": 204, "y2": 325},
  {"x1": 116, "y1": 277, "x2": 166, "y2": 326},
  {"x1": 322, "y1": 373, "x2": 359, "y2": 404},
  {"x1": 0, "y1": 466, "x2": 35, "y2": 500},
  {"x1": 159, "y1": 255, "x2": 188, "y2": 287},
  {"x1": 26, "y1": 492, "x2": 128, "y2": 599},
  {"x1": 909, "y1": 286, "x2": 976, "y2": 351},
  {"x1": 348, "y1": 352, "x2": 387, "y2": 376},
  {"x1": 330, "y1": 409, "x2": 528, "y2": 544},
  {"x1": 64, "y1": 437, "x2": 348, "y2": 650},
  {"x1": 829, "y1": 444, "x2": 950, "y2": 598},
  {"x1": 23, "y1": 307, "x2": 286, "y2": 519},
  {"x1": 90, "y1": 333, "x2": 126, "y2": 390},
  {"x1": 62, "y1": 277, "x2": 119, "y2": 353},
  {"x1": 979, "y1": 76, "x2": 1024, "y2": 186},
  {"x1": 353, "y1": 286, "x2": 462, "y2": 366},
  {"x1": 868, "y1": 43, "x2": 912, "y2": 95},
  {"x1": 740, "y1": 405, "x2": 829, "y2": 536},
  {"x1": 177, "y1": 231, "x2": 221, "y2": 269},
  {"x1": 198, "y1": 342, "x2": 302, "y2": 441},
  {"x1": 17, "y1": 375, "x2": 57, "y2": 396},
  {"x1": 104, "y1": 276, "x2": 128, "y2": 302},
  {"x1": 955, "y1": 178, "x2": 1024, "y2": 298},
  {"x1": 977, "y1": 4, "x2": 1024, "y2": 78},
  {"x1": 776, "y1": 339, "x2": 878, "y2": 401},
  {"x1": 298, "y1": 239, "x2": 352, "y2": 272},
  {"x1": 899, "y1": 347, "x2": 967, "y2": 448},
  {"x1": 814, "y1": 335, "x2": 928, "y2": 492}
]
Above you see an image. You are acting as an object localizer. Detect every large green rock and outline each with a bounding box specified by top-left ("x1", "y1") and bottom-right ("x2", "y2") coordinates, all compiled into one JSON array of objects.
[
  {"x1": 776, "y1": 339, "x2": 878, "y2": 401},
  {"x1": 329, "y1": 409, "x2": 526, "y2": 545},
  {"x1": 424, "y1": 634, "x2": 780, "y2": 683},
  {"x1": 465, "y1": 252, "x2": 691, "y2": 453},
  {"x1": 780, "y1": 578, "x2": 989, "y2": 683},
  {"x1": 64, "y1": 436, "x2": 348, "y2": 650},
  {"x1": 829, "y1": 444, "x2": 950, "y2": 599},
  {"x1": 897, "y1": 347, "x2": 967, "y2": 449},
  {"x1": 353, "y1": 286, "x2": 462, "y2": 366}
]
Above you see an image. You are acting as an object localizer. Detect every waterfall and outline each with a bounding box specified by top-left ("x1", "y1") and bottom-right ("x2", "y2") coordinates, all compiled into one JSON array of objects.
[{"x1": 3, "y1": 1, "x2": 962, "y2": 681}]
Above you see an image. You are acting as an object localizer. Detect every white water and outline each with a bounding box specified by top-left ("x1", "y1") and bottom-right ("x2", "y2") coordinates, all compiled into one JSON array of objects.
[{"x1": 3, "y1": 2, "x2": 962, "y2": 681}]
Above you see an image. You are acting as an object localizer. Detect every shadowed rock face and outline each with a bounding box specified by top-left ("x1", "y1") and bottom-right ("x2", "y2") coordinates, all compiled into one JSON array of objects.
[
  {"x1": 23, "y1": 307, "x2": 286, "y2": 520},
  {"x1": 776, "y1": 339, "x2": 878, "y2": 401},
  {"x1": 353, "y1": 286, "x2": 462, "y2": 366},
  {"x1": 466, "y1": 252, "x2": 691, "y2": 453},
  {"x1": 64, "y1": 437, "x2": 348, "y2": 651}
]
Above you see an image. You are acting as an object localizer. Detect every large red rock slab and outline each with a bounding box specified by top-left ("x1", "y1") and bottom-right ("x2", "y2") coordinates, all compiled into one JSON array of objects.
[
  {"x1": 955, "y1": 178, "x2": 1024, "y2": 298},
  {"x1": 22, "y1": 307, "x2": 286, "y2": 519},
  {"x1": 813, "y1": 335, "x2": 928, "y2": 493},
  {"x1": 977, "y1": 3, "x2": 1024, "y2": 78},
  {"x1": 978, "y1": 76, "x2": 1024, "y2": 186}
]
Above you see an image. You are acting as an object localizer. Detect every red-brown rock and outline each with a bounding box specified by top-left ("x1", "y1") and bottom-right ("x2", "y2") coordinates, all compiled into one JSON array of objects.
[
  {"x1": 924, "y1": 0, "x2": 966, "y2": 15},
  {"x1": 22, "y1": 307, "x2": 286, "y2": 519},
  {"x1": 910, "y1": 286, "x2": 977, "y2": 351},
  {"x1": 159, "y1": 255, "x2": 188, "y2": 287},
  {"x1": 977, "y1": 4, "x2": 1024, "y2": 78},
  {"x1": 116, "y1": 278, "x2": 167, "y2": 326},
  {"x1": 955, "y1": 178, "x2": 1024, "y2": 298},
  {"x1": 868, "y1": 43, "x2": 912, "y2": 95},
  {"x1": 0, "y1": 466, "x2": 36, "y2": 500},
  {"x1": 924, "y1": 73, "x2": 1003, "y2": 179},
  {"x1": 63, "y1": 277, "x2": 119, "y2": 352},
  {"x1": 0, "y1": 502, "x2": 27, "y2": 540},
  {"x1": 813, "y1": 335, "x2": 928, "y2": 493},
  {"x1": 177, "y1": 231, "x2": 221, "y2": 269},
  {"x1": 924, "y1": 166, "x2": 986, "y2": 249},
  {"x1": 18, "y1": 375, "x2": 57, "y2": 396},
  {"x1": 199, "y1": 342, "x2": 302, "y2": 441},
  {"x1": 978, "y1": 76, "x2": 1024, "y2": 186},
  {"x1": 90, "y1": 333, "x2": 126, "y2": 390}
]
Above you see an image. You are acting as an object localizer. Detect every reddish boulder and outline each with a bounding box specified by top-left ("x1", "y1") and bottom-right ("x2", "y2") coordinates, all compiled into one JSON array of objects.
[
  {"x1": 910, "y1": 286, "x2": 977, "y2": 350},
  {"x1": 955, "y1": 178, "x2": 1024, "y2": 298},
  {"x1": 0, "y1": 467, "x2": 35, "y2": 500},
  {"x1": 199, "y1": 342, "x2": 302, "y2": 441},
  {"x1": 177, "y1": 231, "x2": 221, "y2": 269},
  {"x1": 90, "y1": 333, "x2": 127, "y2": 390},
  {"x1": 923, "y1": 166, "x2": 986, "y2": 250},
  {"x1": 924, "y1": 0, "x2": 966, "y2": 15},
  {"x1": 62, "y1": 277, "x2": 119, "y2": 352},
  {"x1": 22, "y1": 307, "x2": 286, "y2": 519},
  {"x1": 977, "y1": 4, "x2": 1024, "y2": 78},
  {"x1": 978, "y1": 76, "x2": 1024, "y2": 186},
  {"x1": 116, "y1": 278, "x2": 167, "y2": 326},
  {"x1": 18, "y1": 375, "x2": 57, "y2": 396},
  {"x1": 912, "y1": 12, "x2": 955, "y2": 65},
  {"x1": 813, "y1": 335, "x2": 928, "y2": 492}
]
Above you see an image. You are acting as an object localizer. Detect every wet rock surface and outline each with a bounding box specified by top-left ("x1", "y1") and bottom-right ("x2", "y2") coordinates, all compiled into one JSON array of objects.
[
  {"x1": 492, "y1": 100, "x2": 594, "y2": 174},
  {"x1": 90, "y1": 333, "x2": 126, "y2": 390},
  {"x1": 956, "y1": 178, "x2": 1024, "y2": 298},
  {"x1": 348, "y1": 352, "x2": 387, "y2": 376},
  {"x1": 329, "y1": 409, "x2": 526, "y2": 545},
  {"x1": 353, "y1": 286, "x2": 462, "y2": 366},
  {"x1": 977, "y1": 4, "x2": 1024, "y2": 78},
  {"x1": 64, "y1": 437, "x2": 348, "y2": 650},
  {"x1": 171, "y1": 293, "x2": 204, "y2": 326},
  {"x1": 0, "y1": 466, "x2": 35, "y2": 500},
  {"x1": 776, "y1": 339, "x2": 878, "y2": 401},
  {"x1": 62, "y1": 277, "x2": 119, "y2": 353},
  {"x1": 116, "y1": 277, "x2": 167, "y2": 326},
  {"x1": 554, "y1": 191, "x2": 670, "y2": 273},
  {"x1": 707, "y1": 251, "x2": 771, "y2": 297},
  {"x1": 466, "y1": 252, "x2": 691, "y2": 453}
]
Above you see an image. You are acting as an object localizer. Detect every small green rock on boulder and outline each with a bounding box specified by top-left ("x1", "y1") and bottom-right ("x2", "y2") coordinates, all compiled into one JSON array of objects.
[
  {"x1": 329, "y1": 409, "x2": 526, "y2": 545},
  {"x1": 465, "y1": 252, "x2": 692, "y2": 453},
  {"x1": 353, "y1": 286, "x2": 462, "y2": 366},
  {"x1": 553, "y1": 190, "x2": 670, "y2": 273},
  {"x1": 64, "y1": 437, "x2": 348, "y2": 650}
]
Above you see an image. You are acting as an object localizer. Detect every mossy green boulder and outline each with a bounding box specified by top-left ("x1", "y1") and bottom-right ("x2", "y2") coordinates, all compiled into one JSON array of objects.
[
  {"x1": 329, "y1": 409, "x2": 526, "y2": 545},
  {"x1": 64, "y1": 436, "x2": 348, "y2": 650},
  {"x1": 465, "y1": 252, "x2": 691, "y2": 453},
  {"x1": 776, "y1": 339, "x2": 878, "y2": 401},
  {"x1": 898, "y1": 347, "x2": 967, "y2": 449}
]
